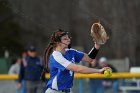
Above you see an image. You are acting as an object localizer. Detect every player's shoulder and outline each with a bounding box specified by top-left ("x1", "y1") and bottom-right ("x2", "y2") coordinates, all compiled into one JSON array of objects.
[
  {"x1": 66, "y1": 48, "x2": 83, "y2": 54},
  {"x1": 51, "y1": 51, "x2": 62, "y2": 58},
  {"x1": 52, "y1": 51, "x2": 61, "y2": 55},
  {"x1": 65, "y1": 48, "x2": 77, "y2": 52}
]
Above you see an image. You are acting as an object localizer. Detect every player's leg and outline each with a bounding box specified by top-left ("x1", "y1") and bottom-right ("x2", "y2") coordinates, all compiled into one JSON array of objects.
[
  {"x1": 24, "y1": 81, "x2": 34, "y2": 93},
  {"x1": 45, "y1": 88, "x2": 71, "y2": 93},
  {"x1": 45, "y1": 88, "x2": 60, "y2": 93},
  {"x1": 112, "y1": 81, "x2": 119, "y2": 93},
  {"x1": 36, "y1": 81, "x2": 43, "y2": 93}
]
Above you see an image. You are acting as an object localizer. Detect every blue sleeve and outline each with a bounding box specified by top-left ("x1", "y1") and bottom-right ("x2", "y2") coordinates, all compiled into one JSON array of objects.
[{"x1": 73, "y1": 49, "x2": 84, "y2": 63}]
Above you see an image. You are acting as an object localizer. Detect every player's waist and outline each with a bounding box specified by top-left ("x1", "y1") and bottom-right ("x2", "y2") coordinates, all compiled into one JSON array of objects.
[{"x1": 50, "y1": 88, "x2": 71, "y2": 92}]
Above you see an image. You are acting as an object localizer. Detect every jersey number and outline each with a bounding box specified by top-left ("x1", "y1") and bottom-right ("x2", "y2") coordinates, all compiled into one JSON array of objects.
[{"x1": 69, "y1": 71, "x2": 73, "y2": 76}]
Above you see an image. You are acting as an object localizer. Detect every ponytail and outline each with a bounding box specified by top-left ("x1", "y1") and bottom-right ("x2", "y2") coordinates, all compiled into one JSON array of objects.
[
  {"x1": 40, "y1": 42, "x2": 53, "y2": 82},
  {"x1": 43, "y1": 43, "x2": 53, "y2": 71}
]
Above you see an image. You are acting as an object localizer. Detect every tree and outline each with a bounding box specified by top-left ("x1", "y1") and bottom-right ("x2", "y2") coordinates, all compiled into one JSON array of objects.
[{"x1": 0, "y1": 0, "x2": 23, "y2": 57}]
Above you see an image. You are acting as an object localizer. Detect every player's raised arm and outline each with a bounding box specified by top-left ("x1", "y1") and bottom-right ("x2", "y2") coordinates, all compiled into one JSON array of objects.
[{"x1": 81, "y1": 43, "x2": 100, "y2": 63}]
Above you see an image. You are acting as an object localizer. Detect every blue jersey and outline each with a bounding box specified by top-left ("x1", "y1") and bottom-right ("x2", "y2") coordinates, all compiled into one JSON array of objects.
[
  {"x1": 18, "y1": 56, "x2": 43, "y2": 83},
  {"x1": 46, "y1": 48, "x2": 84, "y2": 90}
]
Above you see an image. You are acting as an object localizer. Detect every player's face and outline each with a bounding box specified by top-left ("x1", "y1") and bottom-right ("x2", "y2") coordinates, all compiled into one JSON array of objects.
[
  {"x1": 16, "y1": 58, "x2": 22, "y2": 65},
  {"x1": 27, "y1": 51, "x2": 37, "y2": 58},
  {"x1": 60, "y1": 35, "x2": 71, "y2": 48}
]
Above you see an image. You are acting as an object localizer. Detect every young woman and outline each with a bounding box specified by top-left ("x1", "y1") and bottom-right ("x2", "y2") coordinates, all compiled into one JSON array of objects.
[{"x1": 43, "y1": 29, "x2": 109, "y2": 93}]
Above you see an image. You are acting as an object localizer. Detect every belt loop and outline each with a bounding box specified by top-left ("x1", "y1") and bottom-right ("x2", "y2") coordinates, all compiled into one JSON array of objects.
[{"x1": 62, "y1": 89, "x2": 70, "y2": 92}]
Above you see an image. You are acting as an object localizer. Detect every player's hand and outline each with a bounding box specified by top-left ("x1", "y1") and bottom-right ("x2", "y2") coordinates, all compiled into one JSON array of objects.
[
  {"x1": 17, "y1": 83, "x2": 22, "y2": 89},
  {"x1": 94, "y1": 43, "x2": 100, "y2": 50},
  {"x1": 99, "y1": 67, "x2": 110, "y2": 73}
]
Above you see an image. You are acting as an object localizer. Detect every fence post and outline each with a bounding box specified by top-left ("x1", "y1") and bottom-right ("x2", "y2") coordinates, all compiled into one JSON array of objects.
[{"x1": 79, "y1": 78, "x2": 83, "y2": 93}]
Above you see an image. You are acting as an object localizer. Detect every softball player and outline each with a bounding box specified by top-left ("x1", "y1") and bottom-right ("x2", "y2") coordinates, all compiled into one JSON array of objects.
[{"x1": 43, "y1": 29, "x2": 109, "y2": 93}]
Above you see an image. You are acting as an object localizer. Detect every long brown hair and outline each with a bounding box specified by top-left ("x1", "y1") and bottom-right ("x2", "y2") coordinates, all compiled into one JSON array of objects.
[{"x1": 43, "y1": 29, "x2": 68, "y2": 71}]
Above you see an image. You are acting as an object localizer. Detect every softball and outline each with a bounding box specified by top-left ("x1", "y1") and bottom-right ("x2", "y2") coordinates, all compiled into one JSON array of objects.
[{"x1": 104, "y1": 68, "x2": 112, "y2": 78}]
